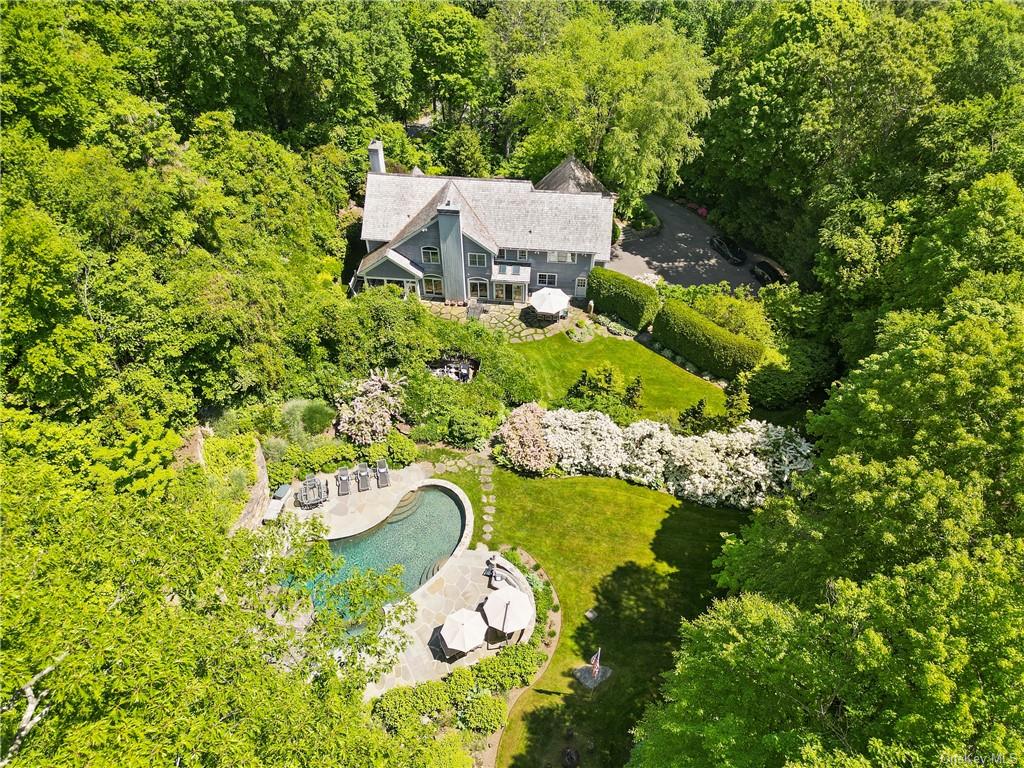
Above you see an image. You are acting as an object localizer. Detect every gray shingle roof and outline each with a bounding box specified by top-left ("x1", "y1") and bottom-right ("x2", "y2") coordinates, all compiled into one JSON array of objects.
[
  {"x1": 356, "y1": 248, "x2": 425, "y2": 278},
  {"x1": 535, "y1": 156, "x2": 611, "y2": 195},
  {"x1": 361, "y1": 166, "x2": 614, "y2": 258}
]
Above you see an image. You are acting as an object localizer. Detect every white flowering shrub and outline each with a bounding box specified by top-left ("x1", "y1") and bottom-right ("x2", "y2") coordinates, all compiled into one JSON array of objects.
[
  {"x1": 497, "y1": 406, "x2": 813, "y2": 510},
  {"x1": 619, "y1": 420, "x2": 675, "y2": 487},
  {"x1": 542, "y1": 409, "x2": 626, "y2": 477},
  {"x1": 663, "y1": 420, "x2": 813, "y2": 508},
  {"x1": 493, "y1": 404, "x2": 555, "y2": 474},
  {"x1": 336, "y1": 370, "x2": 406, "y2": 446},
  {"x1": 634, "y1": 272, "x2": 663, "y2": 289}
]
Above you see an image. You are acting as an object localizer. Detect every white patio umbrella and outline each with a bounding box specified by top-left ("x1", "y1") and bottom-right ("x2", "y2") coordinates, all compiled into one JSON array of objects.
[
  {"x1": 483, "y1": 585, "x2": 533, "y2": 635},
  {"x1": 440, "y1": 608, "x2": 488, "y2": 654},
  {"x1": 529, "y1": 287, "x2": 570, "y2": 316}
]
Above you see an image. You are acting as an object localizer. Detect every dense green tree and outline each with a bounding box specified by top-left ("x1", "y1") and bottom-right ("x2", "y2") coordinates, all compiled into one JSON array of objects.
[
  {"x1": 406, "y1": 2, "x2": 491, "y2": 121},
  {"x1": 506, "y1": 13, "x2": 711, "y2": 213},
  {"x1": 558, "y1": 363, "x2": 644, "y2": 425},
  {"x1": 437, "y1": 124, "x2": 491, "y2": 177},
  {"x1": 885, "y1": 172, "x2": 1024, "y2": 309},
  {"x1": 353, "y1": 1, "x2": 414, "y2": 119},
  {"x1": 631, "y1": 537, "x2": 1024, "y2": 768},
  {"x1": 485, "y1": 0, "x2": 570, "y2": 96},
  {"x1": 0, "y1": 414, "x2": 447, "y2": 766},
  {"x1": 718, "y1": 293, "x2": 1024, "y2": 603},
  {"x1": 154, "y1": 0, "x2": 375, "y2": 143}
]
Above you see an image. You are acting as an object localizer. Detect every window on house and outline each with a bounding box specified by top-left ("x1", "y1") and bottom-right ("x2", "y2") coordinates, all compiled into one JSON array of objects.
[
  {"x1": 497, "y1": 264, "x2": 522, "y2": 276},
  {"x1": 537, "y1": 273, "x2": 557, "y2": 287},
  {"x1": 570, "y1": 252, "x2": 592, "y2": 262},
  {"x1": 547, "y1": 252, "x2": 577, "y2": 264},
  {"x1": 468, "y1": 252, "x2": 487, "y2": 268},
  {"x1": 498, "y1": 248, "x2": 528, "y2": 261},
  {"x1": 421, "y1": 246, "x2": 441, "y2": 264},
  {"x1": 528, "y1": 250, "x2": 548, "y2": 260},
  {"x1": 423, "y1": 276, "x2": 443, "y2": 296},
  {"x1": 469, "y1": 280, "x2": 488, "y2": 299}
]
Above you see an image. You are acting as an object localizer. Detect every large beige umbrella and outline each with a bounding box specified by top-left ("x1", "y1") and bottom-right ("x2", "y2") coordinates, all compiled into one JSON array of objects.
[
  {"x1": 483, "y1": 585, "x2": 533, "y2": 635},
  {"x1": 529, "y1": 287, "x2": 570, "y2": 316},
  {"x1": 440, "y1": 608, "x2": 488, "y2": 654}
]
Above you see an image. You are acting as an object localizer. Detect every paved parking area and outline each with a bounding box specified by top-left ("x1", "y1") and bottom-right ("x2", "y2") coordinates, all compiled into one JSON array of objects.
[{"x1": 610, "y1": 195, "x2": 758, "y2": 289}]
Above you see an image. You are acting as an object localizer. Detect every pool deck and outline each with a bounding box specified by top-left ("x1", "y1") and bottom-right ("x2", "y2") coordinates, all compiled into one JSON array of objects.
[
  {"x1": 365, "y1": 546, "x2": 535, "y2": 699},
  {"x1": 286, "y1": 463, "x2": 432, "y2": 539},
  {"x1": 286, "y1": 462, "x2": 536, "y2": 699}
]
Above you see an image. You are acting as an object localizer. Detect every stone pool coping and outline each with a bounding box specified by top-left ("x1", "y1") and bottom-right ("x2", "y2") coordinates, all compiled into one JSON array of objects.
[
  {"x1": 407, "y1": 479, "x2": 475, "y2": 599},
  {"x1": 287, "y1": 463, "x2": 432, "y2": 540}
]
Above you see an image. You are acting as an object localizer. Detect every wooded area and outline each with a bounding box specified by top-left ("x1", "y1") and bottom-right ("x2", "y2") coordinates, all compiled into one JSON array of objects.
[{"x1": 2, "y1": 1, "x2": 1022, "y2": 766}]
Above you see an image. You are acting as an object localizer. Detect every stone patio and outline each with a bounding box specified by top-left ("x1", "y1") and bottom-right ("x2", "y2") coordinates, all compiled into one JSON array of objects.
[
  {"x1": 365, "y1": 548, "x2": 535, "y2": 699},
  {"x1": 425, "y1": 300, "x2": 588, "y2": 343},
  {"x1": 286, "y1": 463, "x2": 431, "y2": 539}
]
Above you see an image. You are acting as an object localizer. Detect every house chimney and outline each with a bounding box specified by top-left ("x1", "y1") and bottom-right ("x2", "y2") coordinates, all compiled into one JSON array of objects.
[{"x1": 368, "y1": 139, "x2": 385, "y2": 174}]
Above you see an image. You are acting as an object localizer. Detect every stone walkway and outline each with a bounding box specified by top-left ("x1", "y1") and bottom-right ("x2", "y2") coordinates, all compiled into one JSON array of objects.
[
  {"x1": 433, "y1": 451, "x2": 498, "y2": 542},
  {"x1": 425, "y1": 301, "x2": 588, "y2": 343}
]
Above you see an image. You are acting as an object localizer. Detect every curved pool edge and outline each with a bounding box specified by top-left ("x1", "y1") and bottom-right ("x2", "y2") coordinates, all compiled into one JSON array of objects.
[{"x1": 407, "y1": 479, "x2": 475, "y2": 602}]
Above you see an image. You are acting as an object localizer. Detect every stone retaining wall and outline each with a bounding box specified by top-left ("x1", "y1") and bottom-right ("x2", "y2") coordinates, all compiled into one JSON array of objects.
[{"x1": 231, "y1": 437, "x2": 270, "y2": 533}]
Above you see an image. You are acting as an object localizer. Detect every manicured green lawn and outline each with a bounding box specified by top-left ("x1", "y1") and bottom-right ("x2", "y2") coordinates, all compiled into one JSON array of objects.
[
  {"x1": 515, "y1": 333, "x2": 725, "y2": 420},
  {"x1": 481, "y1": 469, "x2": 745, "y2": 768}
]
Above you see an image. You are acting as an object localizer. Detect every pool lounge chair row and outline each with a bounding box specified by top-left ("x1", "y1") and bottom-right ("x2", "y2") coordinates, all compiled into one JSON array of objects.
[{"x1": 335, "y1": 460, "x2": 389, "y2": 496}]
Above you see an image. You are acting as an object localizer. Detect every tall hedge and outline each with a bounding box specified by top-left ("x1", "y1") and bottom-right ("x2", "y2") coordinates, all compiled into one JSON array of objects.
[
  {"x1": 653, "y1": 300, "x2": 766, "y2": 378},
  {"x1": 587, "y1": 267, "x2": 661, "y2": 329}
]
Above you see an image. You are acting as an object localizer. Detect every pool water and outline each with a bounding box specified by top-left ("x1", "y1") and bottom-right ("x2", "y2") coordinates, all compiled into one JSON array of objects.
[{"x1": 327, "y1": 485, "x2": 465, "y2": 594}]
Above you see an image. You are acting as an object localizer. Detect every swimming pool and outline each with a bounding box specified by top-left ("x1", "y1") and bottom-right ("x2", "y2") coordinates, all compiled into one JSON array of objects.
[{"x1": 327, "y1": 484, "x2": 466, "y2": 594}]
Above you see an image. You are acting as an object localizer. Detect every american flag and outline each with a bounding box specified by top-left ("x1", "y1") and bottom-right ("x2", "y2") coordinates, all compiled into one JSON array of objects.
[{"x1": 590, "y1": 648, "x2": 601, "y2": 679}]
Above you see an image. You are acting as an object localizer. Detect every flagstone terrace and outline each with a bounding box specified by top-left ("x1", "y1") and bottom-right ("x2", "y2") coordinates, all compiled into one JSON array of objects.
[{"x1": 424, "y1": 301, "x2": 588, "y2": 343}]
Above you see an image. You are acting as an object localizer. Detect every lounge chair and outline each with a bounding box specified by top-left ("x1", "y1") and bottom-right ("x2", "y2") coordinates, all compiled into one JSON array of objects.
[
  {"x1": 376, "y1": 459, "x2": 390, "y2": 488},
  {"x1": 356, "y1": 463, "x2": 371, "y2": 492},
  {"x1": 336, "y1": 468, "x2": 351, "y2": 496}
]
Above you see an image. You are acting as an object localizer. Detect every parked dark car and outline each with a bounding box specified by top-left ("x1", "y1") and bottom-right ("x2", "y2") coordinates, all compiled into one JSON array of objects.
[
  {"x1": 751, "y1": 258, "x2": 791, "y2": 285},
  {"x1": 709, "y1": 236, "x2": 747, "y2": 265}
]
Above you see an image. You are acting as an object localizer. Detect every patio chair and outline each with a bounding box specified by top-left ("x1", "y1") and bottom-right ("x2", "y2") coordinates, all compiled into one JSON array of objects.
[
  {"x1": 376, "y1": 459, "x2": 390, "y2": 488},
  {"x1": 356, "y1": 463, "x2": 371, "y2": 492},
  {"x1": 336, "y1": 468, "x2": 351, "y2": 496}
]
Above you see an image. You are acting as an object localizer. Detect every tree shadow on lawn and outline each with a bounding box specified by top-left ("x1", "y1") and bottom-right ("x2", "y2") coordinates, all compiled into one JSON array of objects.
[{"x1": 507, "y1": 501, "x2": 745, "y2": 768}]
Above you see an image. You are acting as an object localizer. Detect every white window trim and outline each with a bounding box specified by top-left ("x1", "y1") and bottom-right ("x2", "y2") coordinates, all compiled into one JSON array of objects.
[
  {"x1": 468, "y1": 278, "x2": 488, "y2": 298},
  {"x1": 537, "y1": 273, "x2": 558, "y2": 287},
  {"x1": 468, "y1": 252, "x2": 487, "y2": 268},
  {"x1": 422, "y1": 274, "x2": 444, "y2": 296},
  {"x1": 421, "y1": 246, "x2": 441, "y2": 264},
  {"x1": 576, "y1": 277, "x2": 588, "y2": 287},
  {"x1": 547, "y1": 252, "x2": 577, "y2": 264},
  {"x1": 499, "y1": 248, "x2": 529, "y2": 262}
]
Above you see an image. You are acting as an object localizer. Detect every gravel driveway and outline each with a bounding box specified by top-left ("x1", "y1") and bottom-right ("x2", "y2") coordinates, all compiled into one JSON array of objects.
[{"x1": 609, "y1": 194, "x2": 758, "y2": 289}]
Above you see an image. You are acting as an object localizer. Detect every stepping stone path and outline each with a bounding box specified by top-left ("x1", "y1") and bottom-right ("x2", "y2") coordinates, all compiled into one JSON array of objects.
[{"x1": 433, "y1": 449, "x2": 505, "y2": 545}]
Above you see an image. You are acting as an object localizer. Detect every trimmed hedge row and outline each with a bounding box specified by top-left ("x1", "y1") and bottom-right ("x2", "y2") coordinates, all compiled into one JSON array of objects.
[
  {"x1": 371, "y1": 643, "x2": 545, "y2": 736},
  {"x1": 652, "y1": 299, "x2": 766, "y2": 379},
  {"x1": 586, "y1": 267, "x2": 661, "y2": 329}
]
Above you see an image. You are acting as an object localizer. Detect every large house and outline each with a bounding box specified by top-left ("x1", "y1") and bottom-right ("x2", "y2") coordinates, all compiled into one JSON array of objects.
[{"x1": 352, "y1": 140, "x2": 615, "y2": 304}]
